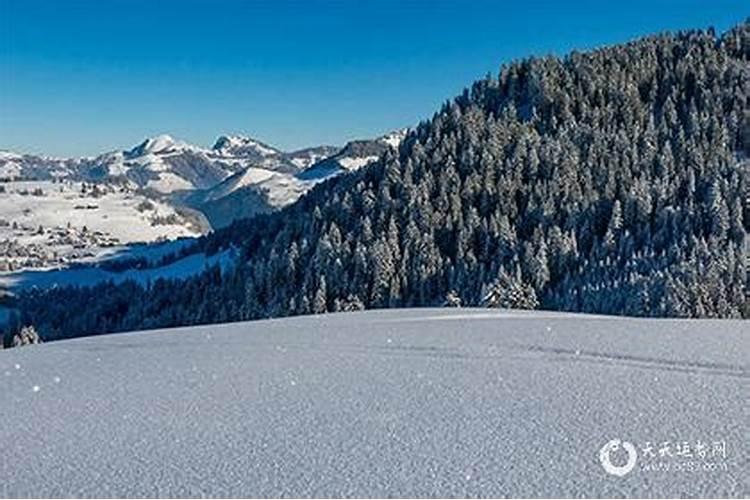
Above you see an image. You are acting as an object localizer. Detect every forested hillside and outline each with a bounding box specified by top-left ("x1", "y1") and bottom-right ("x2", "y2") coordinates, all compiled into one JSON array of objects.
[{"x1": 15, "y1": 22, "x2": 750, "y2": 341}]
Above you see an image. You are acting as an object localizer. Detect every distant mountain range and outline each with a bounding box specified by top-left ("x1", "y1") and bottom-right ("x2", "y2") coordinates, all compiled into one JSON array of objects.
[
  {"x1": 0, "y1": 129, "x2": 408, "y2": 230},
  {"x1": 187, "y1": 129, "x2": 408, "y2": 228}
]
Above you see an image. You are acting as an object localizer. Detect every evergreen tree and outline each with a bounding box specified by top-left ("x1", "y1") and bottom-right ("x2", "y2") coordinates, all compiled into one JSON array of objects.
[{"x1": 14, "y1": 21, "x2": 750, "y2": 342}]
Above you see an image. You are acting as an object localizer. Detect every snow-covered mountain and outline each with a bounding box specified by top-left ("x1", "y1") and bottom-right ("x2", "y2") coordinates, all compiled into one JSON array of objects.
[
  {"x1": 286, "y1": 145, "x2": 341, "y2": 170},
  {"x1": 189, "y1": 129, "x2": 408, "y2": 228},
  {"x1": 211, "y1": 134, "x2": 282, "y2": 159},
  {"x1": 299, "y1": 128, "x2": 408, "y2": 180},
  {"x1": 209, "y1": 135, "x2": 339, "y2": 174},
  {"x1": 0, "y1": 151, "x2": 86, "y2": 182},
  {"x1": 188, "y1": 167, "x2": 310, "y2": 228},
  {"x1": 0, "y1": 131, "x2": 403, "y2": 196},
  {"x1": 1, "y1": 135, "x2": 238, "y2": 194},
  {"x1": 113, "y1": 134, "x2": 240, "y2": 192},
  {"x1": 1, "y1": 133, "x2": 308, "y2": 195}
]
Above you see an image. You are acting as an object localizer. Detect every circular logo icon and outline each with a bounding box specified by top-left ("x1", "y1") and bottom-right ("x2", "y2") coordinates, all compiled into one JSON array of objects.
[{"x1": 599, "y1": 439, "x2": 637, "y2": 476}]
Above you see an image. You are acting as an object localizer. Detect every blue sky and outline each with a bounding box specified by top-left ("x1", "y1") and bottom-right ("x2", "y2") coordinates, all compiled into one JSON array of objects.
[{"x1": 0, "y1": 0, "x2": 745, "y2": 156}]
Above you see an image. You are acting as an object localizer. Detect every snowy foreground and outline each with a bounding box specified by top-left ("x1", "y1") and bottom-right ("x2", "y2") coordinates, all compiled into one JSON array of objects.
[{"x1": 0, "y1": 309, "x2": 746, "y2": 498}]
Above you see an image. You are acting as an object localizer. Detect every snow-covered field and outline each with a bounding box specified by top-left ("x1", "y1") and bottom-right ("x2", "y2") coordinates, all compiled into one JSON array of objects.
[
  {"x1": 0, "y1": 309, "x2": 745, "y2": 497},
  {"x1": 0, "y1": 180, "x2": 202, "y2": 271}
]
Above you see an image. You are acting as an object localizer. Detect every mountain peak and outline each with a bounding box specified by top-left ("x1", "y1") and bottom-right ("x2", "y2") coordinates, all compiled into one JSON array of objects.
[
  {"x1": 212, "y1": 135, "x2": 280, "y2": 157},
  {"x1": 129, "y1": 134, "x2": 191, "y2": 156},
  {"x1": 0, "y1": 150, "x2": 23, "y2": 161}
]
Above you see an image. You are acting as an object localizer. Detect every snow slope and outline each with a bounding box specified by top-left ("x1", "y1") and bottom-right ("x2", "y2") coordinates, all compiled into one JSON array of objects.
[
  {"x1": 199, "y1": 167, "x2": 305, "y2": 205},
  {"x1": 0, "y1": 247, "x2": 235, "y2": 290},
  {"x1": 0, "y1": 309, "x2": 745, "y2": 497},
  {"x1": 193, "y1": 129, "x2": 409, "y2": 228},
  {"x1": 187, "y1": 166, "x2": 314, "y2": 228},
  {"x1": 298, "y1": 129, "x2": 407, "y2": 181}
]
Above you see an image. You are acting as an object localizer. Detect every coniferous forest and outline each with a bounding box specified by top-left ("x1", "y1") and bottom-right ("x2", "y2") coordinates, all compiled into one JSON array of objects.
[{"x1": 15, "y1": 22, "x2": 750, "y2": 342}]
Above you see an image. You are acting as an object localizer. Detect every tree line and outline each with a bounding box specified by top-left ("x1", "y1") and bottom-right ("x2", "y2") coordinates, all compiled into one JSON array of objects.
[{"x1": 14, "y1": 21, "x2": 750, "y2": 342}]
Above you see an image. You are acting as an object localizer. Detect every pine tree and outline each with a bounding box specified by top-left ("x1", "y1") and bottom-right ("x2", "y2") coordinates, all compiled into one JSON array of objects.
[
  {"x1": 481, "y1": 267, "x2": 539, "y2": 310},
  {"x1": 11, "y1": 325, "x2": 41, "y2": 348},
  {"x1": 313, "y1": 276, "x2": 328, "y2": 314}
]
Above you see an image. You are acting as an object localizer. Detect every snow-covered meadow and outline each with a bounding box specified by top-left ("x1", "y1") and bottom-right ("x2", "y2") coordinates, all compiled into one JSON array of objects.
[
  {"x1": 0, "y1": 309, "x2": 745, "y2": 497},
  {"x1": 0, "y1": 180, "x2": 202, "y2": 271}
]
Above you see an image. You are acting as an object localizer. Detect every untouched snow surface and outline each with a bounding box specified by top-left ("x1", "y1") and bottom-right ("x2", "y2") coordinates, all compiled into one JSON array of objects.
[
  {"x1": 0, "y1": 309, "x2": 745, "y2": 497},
  {"x1": 0, "y1": 180, "x2": 203, "y2": 273},
  {"x1": 0, "y1": 181, "x2": 198, "y2": 245}
]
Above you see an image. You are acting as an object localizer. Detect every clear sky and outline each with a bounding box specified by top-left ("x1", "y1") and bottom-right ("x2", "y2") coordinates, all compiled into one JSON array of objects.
[{"x1": 0, "y1": 0, "x2": 745, "y2": 156}]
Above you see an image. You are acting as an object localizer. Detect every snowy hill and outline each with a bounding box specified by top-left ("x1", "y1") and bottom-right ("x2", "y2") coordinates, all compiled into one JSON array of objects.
[
  {"x1": 189, "y1": 130, "x2": 407, "y2": 228},
  {"x1": 0, "y1": 309, "x2": 744, "y2": 497},
  {"x1": 299, "y1": 128, "x2": 408, "y2": 180},
  {"x1": 188, "y1": 166, "x2": 312, "y2": 228}
]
